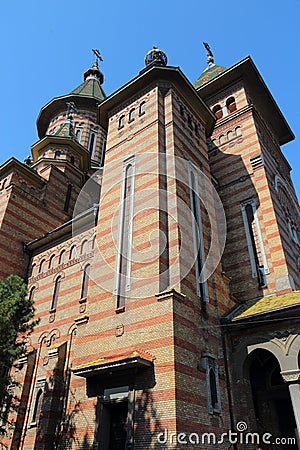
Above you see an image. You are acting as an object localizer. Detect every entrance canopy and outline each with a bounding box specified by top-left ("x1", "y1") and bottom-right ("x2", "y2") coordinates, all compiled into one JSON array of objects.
[{"x1": 71, "y1": 350, "x2": 155, "y2": 378}]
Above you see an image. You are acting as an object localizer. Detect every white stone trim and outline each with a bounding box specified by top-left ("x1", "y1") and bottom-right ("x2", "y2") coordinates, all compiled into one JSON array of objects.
[
  {"x1": 188, "y1": 162, "x2": 208, "y2": 301},
  {"x1": 114, "y1": 156, "x2": 135, "y2": 295},
  {"x1": 240, "y1": 199, "x2": 269, "y2": 277}
]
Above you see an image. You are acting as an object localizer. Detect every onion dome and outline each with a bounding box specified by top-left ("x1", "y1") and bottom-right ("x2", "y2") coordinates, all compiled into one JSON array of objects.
[
  {"x1": 53, "y1": 102, "x2": 77, "y2": 139},
  {"x1": 194, "y1": 42, "x2": 226, "y2": 89},
  {"x1": 145, "y1": 46, "x2": 168, "y2": 67},
  {"x1": 71, "y1": 57, "x2": 106, "y2": 101}
]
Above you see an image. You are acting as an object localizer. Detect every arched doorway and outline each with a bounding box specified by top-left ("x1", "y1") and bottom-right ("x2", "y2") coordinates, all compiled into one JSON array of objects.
[{"x1": 247, "y1": 349, "x2": 297, "y2": 449}]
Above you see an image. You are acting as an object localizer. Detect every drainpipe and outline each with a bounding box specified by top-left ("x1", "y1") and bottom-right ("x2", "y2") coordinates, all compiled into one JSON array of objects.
[{"x1": 220, "y1": 318, "x2": 237, "y2": 450}]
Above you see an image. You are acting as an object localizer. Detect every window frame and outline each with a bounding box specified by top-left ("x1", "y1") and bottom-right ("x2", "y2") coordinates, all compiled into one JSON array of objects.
[
  {"x1": 188, "y1": 162, "x2": 208, "y2": 302},
  {"x1": 114, "y1": 156, "x2": 136, "y2": 308}
]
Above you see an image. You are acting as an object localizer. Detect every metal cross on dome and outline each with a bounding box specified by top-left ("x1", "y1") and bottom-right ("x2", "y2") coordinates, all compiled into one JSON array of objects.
[
  {"x1": 92, "y1": 49, "x2": 103, "y2": 64},
  {"x1": 203, "y1": 42, "x2": 214, "y2": 65},
  {"x1": 66, "y1": 101, "x2": 78, "y2": 119}
]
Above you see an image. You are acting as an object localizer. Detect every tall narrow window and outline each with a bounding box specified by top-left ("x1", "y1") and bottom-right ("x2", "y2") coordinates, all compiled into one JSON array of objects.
[
  {"x1": 55, "y1": 151, "x2": 61, "y2": 159},
  {"x1": 49, "y1": 254, "x2": 55, "y2": 269},
  {"x1": 30, "y1": 378, "x2": 46, "y2": 426},
  {"x1": 51, "y1": 276, "x2": 61, "y2": 311},
  {"x1": 212, "y1": 104, "x2": 223, "y2": 119},
  {"x1": 202, "y1": 353, "x2": 221, "y2": 414},
  {"x1": 119, "y1": 115, "x2": 125, "y2": 129},
  {"x1": 58, "y1": 250, "x2": 65, "y2": 265},
  {"x1": 31, "y1": 263, "x2": 36, "y2": 277},
  {"x1": 32, "y1": 389, "x2": 43, "y2": 424},
  {"x1": 241, "y1": 200, "x2": 269, "y2": 283},
  {"x1": 100, "y1": 137, "x2": 106, "y2": 167},
  {"x1": 81, "y1": 264, "x2": 90, "y2": 300},
  {"x1": 129, "y1": 108, "x2": 135, "y2": 122},
  {"x1": 226, "y1": 96, "x2": 237, "y2": 113},
  {"x1": 139, "y1": 101, "x2": 146, "y2": 116},
  {"x1": 64, "y1": 184, "x2": 72, "y2": 212},
  {"x1": 235, "y1": 126, "x2": 242, "y2": 137},
  {"x1": 69, "y1": 245, "x2": 76, "y2": 260},
  {"x1": 81, "y1": 240, "x2": 88, "y2": 254},
  {"x1": 88, "y1": 131, "x2": 97, "y2": 157},
  {"x1": 28, "y1": 286, "x2": 35, "y2": 303},
  {"x1": 75, "y1": 128, "x2": 82, "y2": 142},
  {"x1": 189, "y1": 166, "x2": 208, "y2": 302},
  {"x1": 209, "y1": 369, "x2": 218, "y2": 409},
  {"x1": 114, "y1": 158, "x2": 135, "y2": 309},
  {"x1": 39, "y1": 259, "x2": 45, "y2": 273}
]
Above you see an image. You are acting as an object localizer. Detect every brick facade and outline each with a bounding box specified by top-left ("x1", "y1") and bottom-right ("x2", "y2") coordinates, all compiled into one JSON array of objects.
[{"x1": 1, "y1": 51, "x2": 299, "y2": 449}]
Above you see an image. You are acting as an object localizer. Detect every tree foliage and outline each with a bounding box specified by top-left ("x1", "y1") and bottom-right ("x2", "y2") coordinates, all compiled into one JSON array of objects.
[{"x1": 0, "y1": 275, "x2": 38, "y2": 432}]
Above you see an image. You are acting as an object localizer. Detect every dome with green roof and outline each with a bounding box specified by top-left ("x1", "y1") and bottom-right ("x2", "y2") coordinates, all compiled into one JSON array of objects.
[
  {"x1": 194, "y1": 63, "x2": 227, "y2": 89},
  {"x1": 71, "y1": 59, "x2": 106, "y2": 101},
  {"x1": 194, "y1": 42, "x2": 227, "y2": 89}
]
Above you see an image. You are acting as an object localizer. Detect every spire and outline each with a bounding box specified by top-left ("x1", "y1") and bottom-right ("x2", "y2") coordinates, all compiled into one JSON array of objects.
[
  {"x1": 203, "y1": 42, "x2": 214, "y2": 66},
  {"x1": 193, "y1": 42, "x2": 226, "y2": 89},
  {"x1": 53, "y1": 102, "x2": 78, "y2": 139},
  {"x1": 71, "y1": 50, "x2": 106, "y2": 101}
]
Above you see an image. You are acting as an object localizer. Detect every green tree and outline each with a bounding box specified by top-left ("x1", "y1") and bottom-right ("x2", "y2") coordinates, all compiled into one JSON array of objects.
[{"x1": 0, "y1": 275, "x2": 38, "y2": 433}]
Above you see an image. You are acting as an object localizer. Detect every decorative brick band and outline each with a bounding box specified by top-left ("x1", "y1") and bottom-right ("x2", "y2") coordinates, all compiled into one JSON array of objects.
[{"x1": 29, "y1": 251, "x2": 94, "y2": 283}]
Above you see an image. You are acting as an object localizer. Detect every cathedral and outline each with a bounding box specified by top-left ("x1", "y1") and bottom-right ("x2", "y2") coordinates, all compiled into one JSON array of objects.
[{"x1": 0, "y1": 44, "x2": 299, "y2": 449}]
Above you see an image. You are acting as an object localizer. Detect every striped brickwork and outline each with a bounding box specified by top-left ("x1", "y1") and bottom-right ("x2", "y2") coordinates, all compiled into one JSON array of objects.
[
  {"x1": 206, "y1": 81, "x2": 299, "y2": 301},
  {"x1": 5, "y1": 75, "x2": 234, "y2": 449}
]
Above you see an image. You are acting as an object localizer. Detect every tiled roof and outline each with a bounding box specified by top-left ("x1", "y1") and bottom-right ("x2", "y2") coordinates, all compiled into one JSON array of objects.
[
  {"x1": 232, "y1": 291, "x2": 300, "y2": 321},
  {"x1": 194, "y1": 63, "x2": 227, "y2": 89},
  {"x1": 71, "y1": 77, "x2": 106, "y2": 101},
  {"x1": 71, "y1": 350, "x2": 155, "y2": 372},
  {"x1": 53, "y1": 118, "x2": 75, "y2": 139}
]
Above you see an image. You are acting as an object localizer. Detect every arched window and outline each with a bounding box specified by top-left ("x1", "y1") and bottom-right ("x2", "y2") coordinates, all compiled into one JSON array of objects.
[
  {"x1": 32, "y1": 388, "x2": 43, "y2": 424},
  {"x1": 81, "y1": 264, "x2": 91, "y2": 300},
  {"x1": 187, "y1": 114, "x2": 193, "y2": 129},
  {"x1": 212, "y1": 105, "x2": 223, "y2": 119},
  {"x1": 58, "y1": 250, "x2": 65, "y2": 265},
  {"x1": 88, "y1": 131, "x2": 97, "y2": 156},
  {"x1": 129, "y1": 108, "x2": 135, "y2": 122},
  {"x1": 70, "y1": 155, "x2": 75, "y2": 164},
  {"x1": 28, "y1": 286, "x2": 35, "y2": 303},
  {"x1": 100, "y1": 138, "x2": 106, "y2": 167},
  {"x1": 179, "y1": 104, "x2": 185, "y2": 118},
  {"x1": 235, "y1": 126, "x2": 242, "y2": 137},
  {"x1": 139, "y1": 101, "x2": 146, "y2": 116},
  {"x1": 39, "y1": 259, "x2": 45, "y2": 273},
  {"x1": 241, "y1": 200, "x2": 269, "y2": 284},
  {"x1": 115, "y1": 160, "x2": 135, "y2": 309},
  {"x1": 51, "y1": 276, "x2": 61, "y2": 311},
  {"x1": 81, "y1": 240, "x2": 88, "y2": 254},
  {"x1": 69, "y1": 245, "x2": 76, "y2": 260},
  {"x1": 227, "y1": 131, "x2": 233, "y2": 141},
  {"x1": 189, "y1": 169, "x2": 207, "y2": 302},
  {"x1": 49, "y1": 254, "x2": 55, "y2": 269},
  {"x1": 219, "y1": 135, "x2": 226, "y2": 145},
  {"x1": 226, "y1": 96, "x2": 237, "y2": 113},
  {"x1": 64, "y1": 184, "x2": 72, "y2": 212},
  {"x1": 54, "y1": 151, "x2": 61, "y2": 159},
  {"x1": 209, "y1": 369, "x2": 218, "y2": 409},
  {"x1": 75, "y1": 128, "x2": 82, "y2": 142},
  {"x1": 31, "y1": 263, "x2": 36, "y2": 277},
  {"x1": 118, "y1": 115, "x2": 125, "y2": 129}
]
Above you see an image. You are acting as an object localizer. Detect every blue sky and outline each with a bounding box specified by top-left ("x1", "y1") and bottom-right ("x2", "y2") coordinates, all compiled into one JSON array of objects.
[{"x1": 1, "y1": 0, "x2": 299, "y2": 198}]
